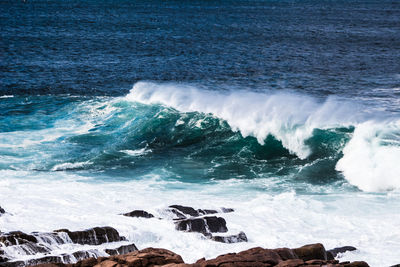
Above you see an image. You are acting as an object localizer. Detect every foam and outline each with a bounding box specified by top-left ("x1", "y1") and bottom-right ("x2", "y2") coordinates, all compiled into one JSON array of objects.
[
  {"x1": 336, "y1": 120, "x2": 400, "y2": 192},
  {"x1": 0, "y1": 172, "x2": 399, "y2": 266}
]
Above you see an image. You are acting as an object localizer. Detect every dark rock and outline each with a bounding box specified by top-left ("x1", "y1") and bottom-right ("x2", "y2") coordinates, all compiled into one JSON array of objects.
[
  {"x1": 327, "y1": 246, "x2": 357, "y2": 258},
  {"x1": 175, "y1": 216, "x2": 227, "y2": 234},
  {"x1": 221, "y1": 207, "x2": 234, "y2": 213},
  {"x1": 0, "y1": 231, "x2": 37, "y2": 246},
  {"x1": 122, "y1": 210, "x2": 154, "y2": 218},
  {"x1": 27, "y1": 256, "x2": 63, "y2": 266},
  {"x1": 0, "y1": 206, "x2": 5, "y2": 214},
  {"x1": 54, "y1": 227, "x2": 123, "y2": 245},
  {"x1": 343, "y1": 261, "x2": 370, "y2": 267},
  {"x1": 390, "y1": 265, "x2": 400, "y2": 267},
  {"x1": 211, "y1": 231, "x2": 247, "y2": 243},
  {"x1": 104, "y1": 243, "x2": 138, "y2": 256},
  {"x1": 168, "y1": 205, "x2": 218, "y2": 219},
  {"x1": 293, "y1": 243, "x2": 327, "y2": 261}
]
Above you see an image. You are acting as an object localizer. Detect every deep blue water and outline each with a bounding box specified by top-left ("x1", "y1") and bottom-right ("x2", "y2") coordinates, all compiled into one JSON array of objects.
[{"x1": 1, "y1": 0, "x2": 400, "y2": 97}]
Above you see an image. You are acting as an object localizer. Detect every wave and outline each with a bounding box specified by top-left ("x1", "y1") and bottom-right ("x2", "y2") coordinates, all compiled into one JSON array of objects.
[
  {"x1": 124, "y1": 82, "x2": 400, "y2": 192},
  {"x1": 1, "y1": 82, "x2": 399, "y2": 192}
]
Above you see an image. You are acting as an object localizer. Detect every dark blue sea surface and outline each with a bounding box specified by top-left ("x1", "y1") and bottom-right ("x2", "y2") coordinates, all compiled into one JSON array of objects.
[{"x1": 1, "y1": 0, "x2": 400, "y2": 99}]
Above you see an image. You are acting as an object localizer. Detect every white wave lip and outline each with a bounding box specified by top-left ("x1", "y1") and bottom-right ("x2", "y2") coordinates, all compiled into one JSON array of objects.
[
  {"x1": 336, "y1": 120, "x2": 400, "y2": 192},
  {"x1": 125, "y1": 81, "x2": 400, "y2": 192}
]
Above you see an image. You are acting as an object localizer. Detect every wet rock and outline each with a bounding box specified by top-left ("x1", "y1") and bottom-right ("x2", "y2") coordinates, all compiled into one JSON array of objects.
[
  {"x1": 221, "y1": 207, "x2": 234, "y2": 213},
  {"x1": 104, "y1": 243, "x2": 138, "y2": 256},
  {"x1": 175, "y1": 216, "x2": 227, "y2": 234},
  {"x1": 293, "y1": 243, "x2": 327, "y2": 261},
  {"x1": 0, "y1": 231, "x2": 37, "y2": 246},
  {"x1": 168, "y1": 205, "x2": 218, "y2": 219},
  {"x1": 122, "y1": 210, "x2": 154, "y2": 218},
  {"x1": 194, "y1": 247, "x2": 282, "y2": 267},
  {"x1": 54, "y1": 227, "x2": 124, "y2": 245},
  {"x1": 327, "y1": 246, "x2": 357, "y2": 258},
  {"x1": 211, "y1": 231, "x2": 247, "y2": 243},
  {"x1": 0, "y1": 206, "x2": 5, "y2": 214}
]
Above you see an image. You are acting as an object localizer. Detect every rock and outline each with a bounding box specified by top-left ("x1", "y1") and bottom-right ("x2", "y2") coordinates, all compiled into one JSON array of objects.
[
  {"x1": 168, "y1": 205, "x2": 218, "y2": 219},
  {"x1": 104, "y1": 244, "x2": 138, "y2": 256},
  {"x1": 194, "y1": 247, "x2": 282, "y2": 267},
  {"x1": 0, "y1": 231, "x2": 37, "y2": 246},
  {"x1": 0, "y1": 206, "x2": 5, "y2": 214},
  {"x1": 327, "y1": 246, "x2": 357, "y2": 258},
  {"x1": 276, "y1": 259, "x2": 304, "y2": 267},
  {"x1": 74, "y1": 247, "x2": 184, "y2": 267},
  {"x1": 273, "y1": 248, "x2": 299, "y2": 260},
  {"x1": 122, "y1": 210, "x2": 154, "y2": 218},
  {"x1": 211, "y1": 231, "x2": 247, "y2": 243},
  {"x1": 175, "y1": 216, "x2": 227, "y2": 234},
  {"x1": 293, "y1": 243, "x2": 327, "y2": 261},
  {"x1": 343, "y1": 261, "x2": 370, "y2": 267},
  {"x1": 221, "y1": 207, "x2": 234, "y2": 213},
  {"x1": 54, "y1": 227, "x2": 124, "y2": 245}
]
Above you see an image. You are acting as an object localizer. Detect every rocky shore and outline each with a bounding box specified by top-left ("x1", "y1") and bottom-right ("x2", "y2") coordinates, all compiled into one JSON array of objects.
[{"x1": 0, "y1": 204, "x2": 380, "y2": 267}]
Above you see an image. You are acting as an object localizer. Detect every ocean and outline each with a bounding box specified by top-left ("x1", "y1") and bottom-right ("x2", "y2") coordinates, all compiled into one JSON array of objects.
[{"x1": 1, "y1": 0, "x2": 400, "y2": 266}]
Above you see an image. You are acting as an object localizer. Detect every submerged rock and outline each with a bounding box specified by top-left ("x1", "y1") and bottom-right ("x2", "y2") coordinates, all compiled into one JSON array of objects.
[
  {"x1": 122, "y1": 210, "x2": 154, "y2": 218},
  {"x1": 54, "y1": 226, "x2": 124, "y2": 245},
  {"x1": 210, "y1": 231, "x2": 248, "y2": 243},
  {"x1": 174, "y1": 216, "x2": 228, "y2": 234}
]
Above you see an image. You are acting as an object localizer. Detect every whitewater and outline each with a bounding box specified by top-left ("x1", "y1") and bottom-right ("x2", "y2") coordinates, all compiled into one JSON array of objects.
[{"x1": 1, "y1": 82, "x2": 400, "y2": 266}]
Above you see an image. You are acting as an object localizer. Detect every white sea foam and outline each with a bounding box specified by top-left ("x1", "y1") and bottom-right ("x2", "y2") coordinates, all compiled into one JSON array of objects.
[
  {"x1": 51, "y1": 161, "x2": 91, "y2": 171},
  {"x1": 0, "y1": 172, "x2": 399, "y2": 266},
  {"x1": 336, "y1": 120, "x2": 400, "y2": 192},
  {"x1": 121, "y1": 148, "x2": 152, "y2": 157},
  {"x1": 0, "y1": 95, "x2": 14, "y2": 98}
]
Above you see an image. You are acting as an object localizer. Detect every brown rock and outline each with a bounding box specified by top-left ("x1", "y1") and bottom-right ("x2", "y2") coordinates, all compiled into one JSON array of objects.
[
  {"x1": 193, "y1": 247, "x2": 282, "y2": 267},
  {"x1": 273, "y1": 248, "x2": 298, "y2": 260},
  {"x1": 275, "y1": 259, "x2": 304, "y2": 267},
  {"x1": 293, "y1": 243, "x2": 327, "y2": 261},
  {"x1": 344, "y1": 261, "x2": 370, "y2": 267}
]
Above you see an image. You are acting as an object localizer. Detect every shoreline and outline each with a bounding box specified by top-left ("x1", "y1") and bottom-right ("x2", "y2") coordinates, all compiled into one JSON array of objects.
[{"x1": 0, "y1": 205, "x2": 376, "y2": 267}]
